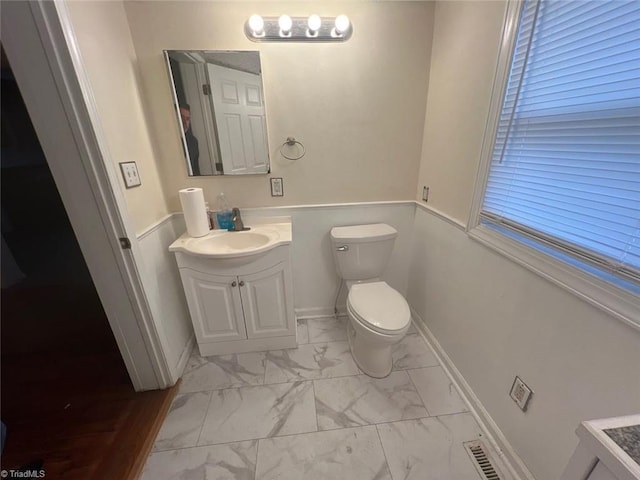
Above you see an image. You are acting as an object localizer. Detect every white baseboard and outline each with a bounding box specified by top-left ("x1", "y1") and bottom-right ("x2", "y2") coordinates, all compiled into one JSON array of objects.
[
  {"x1": 173, "y1": 334, "x2": 195, "y2": 382},
  {"x1": 410, "y1": 308, "x2": 536, "y2": 480}
]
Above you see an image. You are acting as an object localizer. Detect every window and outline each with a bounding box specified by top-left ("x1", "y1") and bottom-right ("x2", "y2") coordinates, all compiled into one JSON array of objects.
[{"x1": 477, "y1": 0, "x2": 640, "y2": 290}]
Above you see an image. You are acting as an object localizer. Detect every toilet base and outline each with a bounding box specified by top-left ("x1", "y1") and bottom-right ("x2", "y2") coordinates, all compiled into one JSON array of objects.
[{"x1": 347, "y1": 320, "x2": 405, "y2": 379}]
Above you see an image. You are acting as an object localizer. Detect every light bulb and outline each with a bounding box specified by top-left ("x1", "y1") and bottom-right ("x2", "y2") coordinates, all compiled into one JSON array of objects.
[
  {"x1": 248, "y1": 15, "x2": 264, "y2": 34},
  {"x1": 334, "y1": 14, "x2": 350, "y2": 34},
  {"x1": 307, "y1": 14, "x2": 322, "y2": 33},
  {"x1": 278, "y1": 15, "x2": 293, "y2": 34}
]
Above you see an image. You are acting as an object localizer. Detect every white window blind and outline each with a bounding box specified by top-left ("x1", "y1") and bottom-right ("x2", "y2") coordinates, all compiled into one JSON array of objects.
[{"x1": 481, "y1": 0, "x2": 640, "y2": 284}]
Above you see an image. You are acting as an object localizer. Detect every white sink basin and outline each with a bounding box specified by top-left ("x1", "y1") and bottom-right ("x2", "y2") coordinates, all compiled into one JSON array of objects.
[
  {"x1": 195, "y1": 231, "x2": 271, "y2": 252},
  {"x1": 169, "y1": 219, "x2": 292, "y2": 259}
]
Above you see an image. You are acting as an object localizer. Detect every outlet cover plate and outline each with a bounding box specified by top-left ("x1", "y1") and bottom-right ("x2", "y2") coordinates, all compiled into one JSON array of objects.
[
  {"x1": 510, "y1": 376, "x2": 533, "y2": 411},
  {"x1": 119, "y1": 161, "x2": 141, "y2": 188},
  {"x1": 270, "y1": 177, "x2": 284, "y2": 197}
]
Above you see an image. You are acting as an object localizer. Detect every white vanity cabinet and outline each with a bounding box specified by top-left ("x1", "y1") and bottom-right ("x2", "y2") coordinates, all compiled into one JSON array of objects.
[
  {"x1": 238, "y1": 262, "x2": 293, "y2": 339},
  {"x1": 181, "y1": 269, "x2": 247, "y2": 343},
  {"x1": 175, "y1": 243, "x2": 297, "y2": 356}
]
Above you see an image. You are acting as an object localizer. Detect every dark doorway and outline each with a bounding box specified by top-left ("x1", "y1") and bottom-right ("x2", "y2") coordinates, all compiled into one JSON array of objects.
[
  {"x1": 0, "y1": 49, "x2": 120, "y2": 357},
  {"x1": 1, "y1": 46, "x2": 142, "y2": 479}
]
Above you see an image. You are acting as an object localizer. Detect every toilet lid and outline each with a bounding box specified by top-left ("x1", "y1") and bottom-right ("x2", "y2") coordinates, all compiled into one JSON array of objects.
[{"x1": 348, "y1": 282, "x2": 410, "y2": 334}]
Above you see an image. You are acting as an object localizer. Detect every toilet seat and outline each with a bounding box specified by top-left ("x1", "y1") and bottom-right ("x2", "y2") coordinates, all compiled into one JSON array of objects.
[{"x1": 347, "y1": 282, "x2": 410, "y2": 335}]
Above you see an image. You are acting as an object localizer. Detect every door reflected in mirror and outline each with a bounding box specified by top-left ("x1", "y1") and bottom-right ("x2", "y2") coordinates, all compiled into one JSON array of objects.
[{"x1": 164, "y1": 50, "x2": 270, "y2": 176}]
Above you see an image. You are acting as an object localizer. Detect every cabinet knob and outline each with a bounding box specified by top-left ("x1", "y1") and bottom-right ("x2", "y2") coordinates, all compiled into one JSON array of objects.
[
  {"x1": 239, "y1": 280, "x2": 245, "y2": 287},
  {"x1": 231, "y1": 281, "x2": 237, "y2": 287}
]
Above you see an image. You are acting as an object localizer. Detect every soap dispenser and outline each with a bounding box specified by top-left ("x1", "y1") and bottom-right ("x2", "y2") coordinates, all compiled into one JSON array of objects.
[{"x1": 215, "y1": 192, "x2": 233, "y2": 230}]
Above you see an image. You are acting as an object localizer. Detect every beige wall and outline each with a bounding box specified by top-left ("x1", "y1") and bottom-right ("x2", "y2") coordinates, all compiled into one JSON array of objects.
[
  {"x1": 415, "y1": 1, "x2": 505, "y2": 224},
  {"x1": 66, "y1": 1, "x2": 169, "y2": 234},
  {"x1": 123, "y1": 1, "x2": 433, "y2": 213}
]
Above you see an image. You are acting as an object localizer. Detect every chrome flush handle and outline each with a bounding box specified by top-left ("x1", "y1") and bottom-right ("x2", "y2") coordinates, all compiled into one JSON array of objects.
[{"x1": 336, "y1": 245, "x2": 349, "y2": 252}]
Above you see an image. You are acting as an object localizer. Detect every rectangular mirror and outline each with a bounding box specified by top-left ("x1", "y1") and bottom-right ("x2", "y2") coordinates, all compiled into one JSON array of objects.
[{"x1": 164, "y1": 50, "x2": 270, "y2": 176}]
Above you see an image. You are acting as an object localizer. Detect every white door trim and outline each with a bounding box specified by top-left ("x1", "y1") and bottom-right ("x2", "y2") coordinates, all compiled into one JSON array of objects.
[{"x1": 1, "y1": 1, "x2": 173, "y2": 391}]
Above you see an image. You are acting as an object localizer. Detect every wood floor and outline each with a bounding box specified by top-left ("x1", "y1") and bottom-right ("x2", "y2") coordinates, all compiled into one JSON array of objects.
[
  {"x1": 1, "y1": 348, "x2": 178, "y2": 480},
  {"x1": 0, "y1": 282, "x2": 179, "y2": 479}
]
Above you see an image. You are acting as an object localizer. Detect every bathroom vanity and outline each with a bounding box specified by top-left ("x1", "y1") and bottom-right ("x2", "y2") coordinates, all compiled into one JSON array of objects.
[
  {"x1": 169, "y1": 217, "x2": 296, "y2": 356},
  {"x1": 562, "y1": 414, "x2": 640, "y2": 480}
]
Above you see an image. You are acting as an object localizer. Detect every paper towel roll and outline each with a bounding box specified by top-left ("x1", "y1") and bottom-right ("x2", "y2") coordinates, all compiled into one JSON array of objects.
[{"x1": 179, "y1": 188, "x2": 209, "y2": 237}]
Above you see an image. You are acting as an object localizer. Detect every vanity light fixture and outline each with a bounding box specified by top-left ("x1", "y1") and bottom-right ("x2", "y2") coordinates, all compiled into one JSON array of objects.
[
  {"x1": 278, "y1": 15, "x2": 293, "y2": 36},
  {"x1": 334, "y1": 15, "x2": 350, "y2": 35},
  {"x1": 307, "y1": 14, "x2": 322, "y2": 36},
  {"x1": 245, "y1": 14, "x2": 353, "y2": 42},
  {"x1": 248, "y1": 15, "x2": 265, "y2": 37}
]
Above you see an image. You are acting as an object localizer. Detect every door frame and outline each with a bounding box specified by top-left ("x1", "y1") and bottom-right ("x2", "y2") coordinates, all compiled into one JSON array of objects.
[{"x1": 1, "y1": 1, "x2": 173, "y2": 391}]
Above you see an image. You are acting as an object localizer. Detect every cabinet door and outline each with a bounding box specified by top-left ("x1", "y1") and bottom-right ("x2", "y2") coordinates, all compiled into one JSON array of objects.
[
  {"x1": 181, "y1": 269, "x2": 247, "y2": 343},
  {"x1": 240, "y1": 262, "x2": 295, "y2": 339},
  {"x1": 587, "y1": 463, "x2": 617, "y2": 480}
]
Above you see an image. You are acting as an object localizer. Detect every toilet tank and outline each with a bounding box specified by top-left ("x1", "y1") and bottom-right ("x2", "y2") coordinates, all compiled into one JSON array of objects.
[{"x1": 330, "y1": 223, "x2": 397, "y2": 281}]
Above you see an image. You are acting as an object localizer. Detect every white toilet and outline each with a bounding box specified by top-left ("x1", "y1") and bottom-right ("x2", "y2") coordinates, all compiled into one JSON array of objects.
[{"x1": 330, "y1": 223, "x2": 411, "y2": 378}]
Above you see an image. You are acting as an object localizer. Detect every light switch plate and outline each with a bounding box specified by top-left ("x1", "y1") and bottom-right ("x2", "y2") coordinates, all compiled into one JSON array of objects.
[
  {"x1": 270, "y1": 177, "x2": 284, "y2": 197},
  {"x1": 119, "y1": 161, "x2": 141, "y2": 188}
]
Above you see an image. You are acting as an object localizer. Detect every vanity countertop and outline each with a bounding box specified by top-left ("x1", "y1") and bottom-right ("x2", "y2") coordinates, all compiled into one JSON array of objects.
[
  {"x1": 576, "y1": 414, "x2": 640, "y2": 480},
  {"x1": 169, "y1": 216, "x2": 292, "y2": 259},
  {"x1": 604, "y1": 425, "x2": 640, "y2": 465}
]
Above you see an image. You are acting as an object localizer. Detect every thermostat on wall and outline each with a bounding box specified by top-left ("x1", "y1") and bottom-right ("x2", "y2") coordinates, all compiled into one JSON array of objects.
[{"x1": 120, "y1": 161, "x2": 142, "y2": 188}]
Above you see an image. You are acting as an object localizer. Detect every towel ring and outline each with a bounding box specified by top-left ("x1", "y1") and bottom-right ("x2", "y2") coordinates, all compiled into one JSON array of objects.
[{"x1": 280, "y1": 137, "x2": 305, "y2": 160}]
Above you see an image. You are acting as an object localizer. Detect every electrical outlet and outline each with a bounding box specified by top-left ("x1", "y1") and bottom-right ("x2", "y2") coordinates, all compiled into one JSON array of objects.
[
  {"x1": 510, "y1": 376, "x2": 533, "y2": 411},
  {"x1": 119, "y1": 162, "x2": 141, "y2": 188},
  {"x1": 270, "y1": 177, "x2": 284, "y2": 197},
  {"x1": 422, "y1": 186, "x2": 429, "y2": 202}
]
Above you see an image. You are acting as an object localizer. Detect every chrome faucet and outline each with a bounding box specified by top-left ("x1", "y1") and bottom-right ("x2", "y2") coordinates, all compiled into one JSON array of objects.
[{"x1": 229, "y1": 207, "x2": 250, "y2": 231}]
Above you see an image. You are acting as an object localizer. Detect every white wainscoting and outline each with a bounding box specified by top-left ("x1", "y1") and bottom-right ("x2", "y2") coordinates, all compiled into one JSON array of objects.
[
  {"x1": 137, "y1": 214, "x2": 193, "y2": 382},
  {"x1": 239, "y1": 201, "x2": 416, "y2": 319}
]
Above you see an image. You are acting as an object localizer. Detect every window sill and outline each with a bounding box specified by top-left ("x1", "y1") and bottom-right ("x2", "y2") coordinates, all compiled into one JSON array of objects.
[{"x1": 468, "y1": 224, "x2": 640, "y2": 332}]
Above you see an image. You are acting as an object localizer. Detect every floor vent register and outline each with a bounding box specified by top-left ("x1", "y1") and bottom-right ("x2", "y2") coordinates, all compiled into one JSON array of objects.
[{"x1": 463, "y1": 440, "x2": 502, "y2": 480}]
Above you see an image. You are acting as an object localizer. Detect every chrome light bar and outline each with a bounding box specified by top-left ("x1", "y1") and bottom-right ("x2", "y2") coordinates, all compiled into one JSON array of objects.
[{"x1": 244, "y1": 15, "x2": 353, "y2": 42}]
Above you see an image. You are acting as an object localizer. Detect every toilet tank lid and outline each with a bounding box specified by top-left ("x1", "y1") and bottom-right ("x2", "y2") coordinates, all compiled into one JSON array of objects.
[{"x1": 330, "y1": 223, "x2": 397, "y2": 242}]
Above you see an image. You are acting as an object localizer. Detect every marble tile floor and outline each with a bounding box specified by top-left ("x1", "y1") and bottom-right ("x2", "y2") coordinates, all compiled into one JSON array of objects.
[{"x1": 143, "y1": 317, "x2": 512, "y2": 480}]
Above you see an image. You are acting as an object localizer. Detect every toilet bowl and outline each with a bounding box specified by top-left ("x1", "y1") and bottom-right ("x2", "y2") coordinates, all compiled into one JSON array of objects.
[{"x1": 346, "y1": 281, "x2": 411, "y2": 377}]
